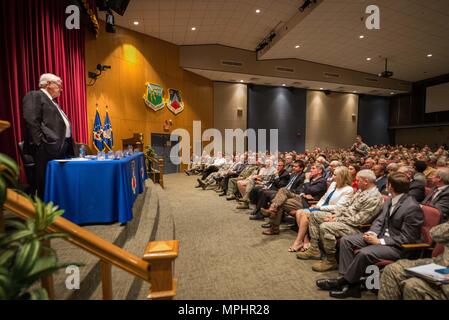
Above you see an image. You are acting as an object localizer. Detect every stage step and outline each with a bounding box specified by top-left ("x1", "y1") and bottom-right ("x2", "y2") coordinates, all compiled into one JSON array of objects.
[{"x1": 47, "y1": 179, "x2": 175, "y2": 300}]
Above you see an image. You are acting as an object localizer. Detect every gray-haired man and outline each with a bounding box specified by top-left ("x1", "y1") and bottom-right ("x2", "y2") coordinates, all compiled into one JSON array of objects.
[{"x1": 22, "y1": 73, "x2": 75, "y2": 197}]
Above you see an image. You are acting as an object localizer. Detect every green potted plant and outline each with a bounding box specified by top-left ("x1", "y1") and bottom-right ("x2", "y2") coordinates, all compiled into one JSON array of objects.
[{"x1": 0, "y1": 153, "x2": 75, "y2": 300}]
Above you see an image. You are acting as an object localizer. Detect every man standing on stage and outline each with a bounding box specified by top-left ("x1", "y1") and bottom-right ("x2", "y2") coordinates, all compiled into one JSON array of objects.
[{"x1": 22, "y1": 73, "x2": 75, "y2": 197}]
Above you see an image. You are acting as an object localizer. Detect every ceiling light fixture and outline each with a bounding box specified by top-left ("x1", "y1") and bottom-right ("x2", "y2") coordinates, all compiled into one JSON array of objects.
[
  {"x1": 191, "y1": 27, "x2": 196, "y2": 31},
  {"x1": 295, "y1": 45, "x2": 300, "y2": 48},
  {"x1": 353, "y1": 91, "x2": 357, "y2": 93},
  {"x1": 390, "y1": 92, "x2": 395, "y2": 95},
  {"x1": 366, "y1": 57, "x2": 371, "y2": 61},
  {"x1": 133, "y1": 21, "x2": 139, "y2": 25},
  {"x1": 359, "y1": 35, "x2": 364, "y2": 39},
  {"x1": 282, "y1": 84, "x2": 286, "y2": 86},
  {"x1": 256, "y1": 9, "x2": 261, "y2": 13},
  {"x1": 427, "y1": 53, "x2": 433, "y2": 58},
  {"x1": 240, "y1": 80, "x2": 244, "y2": 83},
  {"x1": 319, "y1": 88, "x2": 324, "y2": 90}
]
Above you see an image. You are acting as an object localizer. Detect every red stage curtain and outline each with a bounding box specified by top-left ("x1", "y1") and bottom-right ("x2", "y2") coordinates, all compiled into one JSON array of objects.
[{"x1": 0, "y1": 0, "x2": 89, "y2": 170}]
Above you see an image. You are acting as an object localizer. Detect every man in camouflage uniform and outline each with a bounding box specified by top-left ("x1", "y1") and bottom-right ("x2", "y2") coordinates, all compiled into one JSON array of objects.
[
  {"x1": 297, "y1": 170, "x2": 384, "y2": 272},
  {"x1": 379, "y1": 221, "x2": 449, "y2": 300}
]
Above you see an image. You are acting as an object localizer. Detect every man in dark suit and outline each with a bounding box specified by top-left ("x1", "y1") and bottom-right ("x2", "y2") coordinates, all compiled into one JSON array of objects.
[
  {"x1": 249, "y1": 160, "x2": 290, "y2": 220},
  {"x1": 259, "y1": 160, "x2": 306, "y2": 235},
  {"x1": 22, "y1": 73, "x2": 75, "y2": 197},
  {"x1": 422, "y1": 167, "x2": 449, "y2": 222},
  {"x1": 397, "y1": 166, "x2": 425, "y2": 202},
  {"x1": 316, "y1": 172, "x2": 424, "y2": 299},
  {"x1": 373, "y1": 164, "x2": 388, "y2": 194}
]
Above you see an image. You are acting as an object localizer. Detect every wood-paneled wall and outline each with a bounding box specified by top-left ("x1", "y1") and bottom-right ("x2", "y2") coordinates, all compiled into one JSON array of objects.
[{"x1": 85, "y1": 22, "x2": 213, "y2": 157}]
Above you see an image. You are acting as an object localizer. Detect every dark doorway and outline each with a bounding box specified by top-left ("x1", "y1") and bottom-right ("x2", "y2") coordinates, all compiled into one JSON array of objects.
[{"x1": 151, "y1": 133, "x2": 180, "y2": 174}]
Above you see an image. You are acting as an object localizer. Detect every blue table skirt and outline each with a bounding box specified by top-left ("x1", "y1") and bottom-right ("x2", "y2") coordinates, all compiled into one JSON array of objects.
[{"x1": 44, "y1": 153, "x2": 147, "y2": 225}]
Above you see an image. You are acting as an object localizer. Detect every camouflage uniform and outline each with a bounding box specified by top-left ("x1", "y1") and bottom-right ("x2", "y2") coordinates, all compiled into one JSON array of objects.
[
  {"x1": 379, "y1": 222, "x2": 449, "y2": 300},
  {"x1": 226, "y1": 165, "x2": 258, "y2": 196},
  {"x1": 308, "y1": 186, "x2": 384, "y2": 257}
]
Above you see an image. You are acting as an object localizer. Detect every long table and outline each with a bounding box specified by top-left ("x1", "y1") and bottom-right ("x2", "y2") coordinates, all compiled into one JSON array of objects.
[{"x1": 44, "y1": 152, "x2": 147, "y2": 225}]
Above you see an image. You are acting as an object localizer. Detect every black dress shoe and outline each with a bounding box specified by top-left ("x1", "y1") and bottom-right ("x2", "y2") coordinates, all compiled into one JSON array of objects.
[
  {"x1": 249, "y1": 212, "x2": 264, "y2": 220},
  {"x1": 316, "y1": 278, "x2": 346, "y2": 291},
  {"x1": 329, "y1": 283, "x2": 362, "y2": 299},
  {"x1": 261, "y1": 223, "x2": 271, "y2": 228}
]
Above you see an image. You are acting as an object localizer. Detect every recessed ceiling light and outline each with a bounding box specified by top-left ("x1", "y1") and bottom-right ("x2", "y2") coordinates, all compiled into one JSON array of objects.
[
  {"x1": 282, "y1": 84, "x2": 286, "y2": 86},
  {"x1": 295, "y1": 45, "x2": 300, "y2": 49},
  {"x1": 191, "y1": 27, "x2": 196, "y2": 31},
  {"x1": 366, "y1": 57, "x2": 371, "y2": 61},
  {"x1": 359, "y1": 35, "x2": 364, "y2": 39},
  {"x1": 427, "y1": 53, "x2": 433, "y2": 58},
  {"x1": 240, "y1": 80, "x2": 244, "y2": 83},
  {"x1": 133, "y1": 21, "x2": 139, "y2": 26},
  {"x1": 390, "y1": 92, "x2": 395, "y2": 95},
  {"x1": 255, "y1": 9, "x2": 261, "y2": 13},
  {"x1": 353, "y1": 91, "x2": 357, "y2": 93},
  {"x1": 320, "y1": 88, "x2": 324, "y2": 90}
]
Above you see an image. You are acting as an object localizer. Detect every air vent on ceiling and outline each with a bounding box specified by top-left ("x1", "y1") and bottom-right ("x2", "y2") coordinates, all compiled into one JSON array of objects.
[
  {"x1": 324, "y1": 72, "x2": 340, "y2": 79},
  {"x1": 221, "y1": 60, "x2": 243, "y2": 67},
  {"x1": 365, "y1": 77, "x2": 379, "y2": 83},
  {"x1": 276, "y1": 66, "x2": 294, "y2": 73}
]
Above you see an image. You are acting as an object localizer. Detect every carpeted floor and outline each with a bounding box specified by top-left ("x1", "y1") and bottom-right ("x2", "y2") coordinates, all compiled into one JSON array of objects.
[{"x1": 165, "y1": 173, "x2": 377, "y2": 300}]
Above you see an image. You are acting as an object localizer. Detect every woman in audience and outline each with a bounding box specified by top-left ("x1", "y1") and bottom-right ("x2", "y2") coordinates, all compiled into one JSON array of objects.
[
  {"x1": 288, "y1": 166, "x2": 354, "y2": 253},
  {"x1": 348, "y1": 163, "x2": 360, "y2": 192}
]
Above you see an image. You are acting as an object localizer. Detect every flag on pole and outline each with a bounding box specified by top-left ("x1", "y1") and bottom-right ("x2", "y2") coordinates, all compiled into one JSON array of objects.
[
  {"x1": 103, "y1": 107, "x2": 113, "y2": 151},
  {"x1": 93, "y1": 108, "x2": 104, "y2": 152}
]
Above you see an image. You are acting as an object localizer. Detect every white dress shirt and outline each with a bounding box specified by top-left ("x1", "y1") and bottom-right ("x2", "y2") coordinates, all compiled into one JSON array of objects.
[{"x1": 41, "y1": 89, "x2": 71, "y2": 138}]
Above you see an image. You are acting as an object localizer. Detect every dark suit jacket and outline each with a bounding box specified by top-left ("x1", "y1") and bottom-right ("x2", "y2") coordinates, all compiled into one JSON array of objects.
[
  {"x1": 286, "y1": 172, "x2": 305, "y2": 193},
  {"x1": 300, "y1": 176, "x2": 327, "y2": 200},
  {"x1": 22, "y1": 90, "x2": 74, "y2": 157},
  {"x1": 409, "y1": 179, "x2": 425, "y2": 203},
  {"x1": 269, "y1": 169, "x2": 290, "y2": 190},
  {"x1": 422, "y1": 186, "x2": 449, "y2": 222},
  {"x1": 375, "y1": 175, "x2": 388, "y2": 194},
  {"x1": 370, "y1": 195, "x2": 424, "y2": 247}
]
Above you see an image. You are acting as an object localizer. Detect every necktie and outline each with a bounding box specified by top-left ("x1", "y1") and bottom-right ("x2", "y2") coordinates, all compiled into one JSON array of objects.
[
  {"x1": 286, "y1": 174, "x2": 297, "y2": 190},
  {"x1": 425, "y1": 188, "x2": 438, "y2": 205}
]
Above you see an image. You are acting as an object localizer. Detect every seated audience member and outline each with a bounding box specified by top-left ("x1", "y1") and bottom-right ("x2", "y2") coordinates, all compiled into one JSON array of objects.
[
  {"x1": 218, "y1": 155, "x2": 247, "y2": 196},
  {"x1": 198, "y1": 155, "x2": 234, "y2": 190},
  {"x1": 422, "y1": 167, "x2": 449, "y2": 222},
  {"x1": 249, "y1": 160, "x2": 290, "y2": 220},
  {"x1": 397, "y1": 166, "x2": 425, "y2": 202},
  {"x1": 288, "y1": 166, "x2": 354, "y2": 252},
  {"x1": 225, "y1": 158, "x2": 258, "y2": 200},
  {"x1": 257, "y1": 161, "x2": 306, "y2": 235},
  {"x1": 413, "y1": 160, "x2": 428, "y2": 185},
  {"x1": 284, "y1": 154, "x2": 294, "y2": 173},
  {"x1": 364, "y1": 158, "x2": 376, "y2": 170},
  {"x1": 373, "y1": 164, "x2": 388, "y2": 194},
  {"x1": 316, "y1": 172, "x2": 423, "y2": 298},
  {"x1": 379, "y1": 221, "x2": 449, "y2": 300},
  {"x1": 325, "y1": 160, "x2": 342, "y2": 184},
  {"x1": 348, "y1": 163, "x2": 360, "y2": 192},
  {"x1": 198, "y1": 152, "x2": 226, "y2": 182},
  {"x1": 422, "y1": 156, "x2": 436, "y2": 179},
  {"x1": 351, "y1": 135, "x2": 369, "y2": 158},
  {"x1": 277, "y1": 164, "x2": 328, "y2": 222},
  {"x1": 236, "y1": 159, "x2": 275, "y2": 209},
  {"x1": 386, "y1": 162, "x2": 399, "y2": 174},
  {"x1": 296, "y1": 170, "x2": 384, "y2": 272}
]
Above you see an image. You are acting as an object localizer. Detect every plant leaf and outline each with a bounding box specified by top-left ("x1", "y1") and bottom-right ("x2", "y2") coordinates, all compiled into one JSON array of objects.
[
  {"x1": 0, "y1": 230, "x2": 33, "y2": 247},
  {"x1": 13, "y1": 239, "x2": 41, "y2": 277},
  {"x1": 37, "y1": 232, "x2": 68, "y2": 242},
  {"x1": 27, "y1": 288, "x2": 49, "y2": 300},
  {"x1": 0, "y1": 249, "x2": 16, "y2": 266},
  {"x1": 0, "y1": 153, "x2": 20, "y2": 177}
]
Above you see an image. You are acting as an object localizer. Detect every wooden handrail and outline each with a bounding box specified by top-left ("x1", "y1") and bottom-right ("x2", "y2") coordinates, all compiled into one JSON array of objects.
[{"x1": 4, "y1": 189, "x2": 178, "y2": 299}]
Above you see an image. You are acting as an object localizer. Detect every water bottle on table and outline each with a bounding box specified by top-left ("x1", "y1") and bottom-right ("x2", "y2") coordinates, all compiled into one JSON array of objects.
[{"x1": 79, "y1": 145, "x2": 86, "y2": 158}]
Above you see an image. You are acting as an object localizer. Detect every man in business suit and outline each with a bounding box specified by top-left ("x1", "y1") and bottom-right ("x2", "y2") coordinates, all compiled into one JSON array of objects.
[
  {"x1": 249, "y1": 160, "x2": 290, "y2": 220},
  {"x1": 316, "y1": 172, "x2": 423, "y2": 299},
  {"x1": 373, "y1": 164, "x2": 388, "y2": 194},
  {"x1": 422, "y1": 167, "x2": 449, "y2": 222},
  {"x1": 22, "y1": 73, "x2": 75, "y2": 198},
  {"x1": 260, "y1": 160, "x2": 306, "y2": 235},
  {"x1": 379, "y1": 221, "x2": 449, "y2": 300},
  {"x1": 397, "y1": 166, "x2": 425, "y2": 202}
]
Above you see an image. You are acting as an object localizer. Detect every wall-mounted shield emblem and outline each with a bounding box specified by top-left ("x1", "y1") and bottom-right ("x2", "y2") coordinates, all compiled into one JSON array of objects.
[{"x1": 143, "y1": 83, "x2": 165, "y2": 111}]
